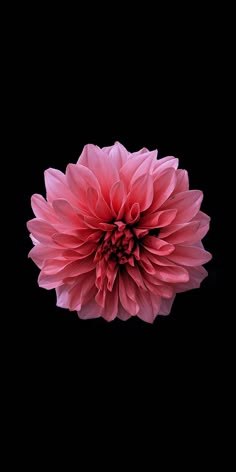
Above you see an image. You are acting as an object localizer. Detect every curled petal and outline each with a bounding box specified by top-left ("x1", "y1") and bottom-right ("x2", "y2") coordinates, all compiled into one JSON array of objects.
[{"x1": 28, "y1": 142, "x2": 211, "y2": 323}]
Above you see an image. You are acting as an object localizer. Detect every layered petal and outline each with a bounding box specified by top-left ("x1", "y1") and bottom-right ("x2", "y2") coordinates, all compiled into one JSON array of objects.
[{"x1": 27, "y1": 142, "x2": 211, "y2": 323}]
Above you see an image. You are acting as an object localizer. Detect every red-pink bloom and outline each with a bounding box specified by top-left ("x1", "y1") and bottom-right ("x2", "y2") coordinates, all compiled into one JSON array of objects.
[{"x1": 27, "y1": 142, "x2": 212, "y2": 323}]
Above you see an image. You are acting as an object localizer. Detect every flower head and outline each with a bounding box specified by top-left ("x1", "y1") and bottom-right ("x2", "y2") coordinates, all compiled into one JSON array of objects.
[{"x1": 27, "y1": 142, "x2": 211, "y2": 323}]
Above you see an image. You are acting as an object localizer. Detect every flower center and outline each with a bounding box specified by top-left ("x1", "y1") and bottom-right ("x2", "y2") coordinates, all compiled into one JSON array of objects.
[{"x1": 94, "y1": 220, "x2": 139, "y2": 266}]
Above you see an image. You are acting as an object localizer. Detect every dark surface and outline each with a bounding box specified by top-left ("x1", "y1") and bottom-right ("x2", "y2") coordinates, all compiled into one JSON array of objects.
[
  {"x1": 12, "y1": 24, "x2": 223, "y2": 387},
  {"x1": 16, "y1": 106, "x2": 220, "y2": 361},
  {"x1": 7, "y1": 16, "x2": 229, "y2": 466}
]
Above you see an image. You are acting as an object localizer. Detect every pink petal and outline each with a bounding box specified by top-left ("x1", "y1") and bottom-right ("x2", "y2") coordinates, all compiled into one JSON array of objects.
[
  {"x1": 159, "y1": 295, "x2": 176, "y2": 316},
  {"x1": 52, "y1": 233, "x2": 80, "y2": 248},
  {"x1": 130, "y1": 151, "x2": 157, "y2": 184},
  {"x1": 110, "y1": 180, "x2": 127, "y2": 219},
  {"x1": 142, "y1": 236, "x2": 175, "y2": 255},
  {"x1": 27, "y1": 219, "x2": 57, "y2": 245},
  {"x1": 161, "y1": 190, "x2": 203, "y2": 223},
  {"x1": 154, "y1": 265, "x2": 190, "y2": 283},
  {"x1": 77, "y1": 299, "x2": 103, "y2": 320},
  {"x1": 103, "y1": 141, "x2": 129, "y2": 169},
  {"x1": 119, "y1": 272, "x2": 139, "y2": 315},
  {"x1": 162, "y1": 214, "x2": 210, "y2": 245},
  {"x1": 161, "y1": 221, "x2": 201, "y2": 244},
  {"x1": 86, "y1": 187, "x2": 114, "y2": 221},
  {"x1": 167, "y1": 245, "x2": 212, "y2": 266},
  {"x1": 66, "y1": 163, "x2": 100, "y2": 209},
  {"x1": 42, "y1": 258, "x2": 71, "y2": 275},
  {"x1": 153, "y1": 156, "x2": 179, "y2": 177},
  {"x1": 77, "y1": 143, "x2": 105, "y2": 168},
  {"x1": 117, "y1": 303, "x2": 132, "y2": 321},
  {"x1": 28, "y1": 245, "x2": 63, "y2": 269},
  {"x1": 106, "y1": 260, "x2": 119, "y2": 291},
  {"x1": 142, "y1": 272, "x2": 174, "y2": 298},
  {"x1": 148, "y1": 168, "x2": 177, "y2": 212},
  {"x1": 128, "y1": 174, "x2": 154, "y2": 212},
  {"x1": 75, "y1": 144, "x2": 119, "y2": 203},
  {"x1": 31, "y1": 194, "x2": 59, "y2": 223},
  {"x1": 125, "y1": 264, "x2": 147, "y2": 290},
  {"x1": 120, "y1": 151, "x2": 157, "y2": 186},
  {"x1": 174, "y1": 170, "x2": 189, "y2": 193},
  {"x1": 125, "y1": 202, "x2": 140, "y2": 224},
  {"x1": 56, "y1": 284, "x2": 71, "y2": 309},
  {"x1": 44, "y1": 168, "x2": 78, "y2": 206},
  {"x1": 175, "y1": 266, "x2": 208, "y2": 293},
  {"x1": 137, "y1": 290, "x2": 161, "y2": 324},
  {"x1": 68, "y1": 272, "x2": 97, "y2": 310},
  {"x1": 38, "y1": 255, "x2": 95, "y2": 288},
  {"x1": 102, "y1": 279, "x2": 119, "y2": 321},
  {"x1": 139, "y1": 250, "x2": 157, "y2": 274},
  {"x1": 52, "y1": 199, "x2": 83, "y2": 227},
  {"x1": 128, "y1": 147, "x2": 151, "y2": 158},
  {"x1": 138, "y1": 209, "x2": 177, "y2": 229}
]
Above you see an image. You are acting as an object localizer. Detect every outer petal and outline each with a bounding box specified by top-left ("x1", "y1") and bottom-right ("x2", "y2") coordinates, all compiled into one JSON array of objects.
[
  {"x1": 76, "y1": 144, "x2": 119, "y2": 202},
  {"x1": 167, "y1": 245, "x2": 212, "y2": 266},
  {"x1": 153, "y1": 156, "x2": 179, "y2": 177},
  {"x1": 159, "y1": 295, "x2": 176, "y2": 316},
  {"x1": 127, "y1": 174, "x2": 154, "y2": 212},
  {"x1": 148, "y1": 168, "x2": 177, "y2": 212},
  {"x1": 27, "y1": 219, "x2": 57, "y2": 245},
  {"x1": 120, "y1": 150, "x2": 157, "y2": 186},
  {"x1": 31, "y1": 194, "x2": 59, "y2": 223},
  {"x1": 161, "y1": 190, "x2": 203, "y2": 224},
  {"x1": 44, "y1": 168, "x2": 78, "y2": 206},
  {"x1": 137, "y1": 290, "x2": 161, "y2": 324},
  {"x1": 102, "y1": 141, "x2": 129, "y2": 169},
  {"x1": 175, "y1": 266, "x2": 208, "y2": 293}
]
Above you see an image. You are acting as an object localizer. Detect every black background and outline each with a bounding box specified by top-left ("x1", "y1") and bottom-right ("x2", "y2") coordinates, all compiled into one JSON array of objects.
[
  {"x1": 7, "y1": 9, "x2": 230, "y2": 464},
  {"x1": 12, "y1": 13, "x2": 224, "y2": 403},
  {"x1": 16, "y1": 89, "x2": 220, "y2": 365}
]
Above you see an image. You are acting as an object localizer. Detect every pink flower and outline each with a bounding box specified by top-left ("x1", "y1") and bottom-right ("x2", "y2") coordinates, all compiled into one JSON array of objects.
[{"x1": 27, "y1": 142, "x2": 212, "y2": 323}]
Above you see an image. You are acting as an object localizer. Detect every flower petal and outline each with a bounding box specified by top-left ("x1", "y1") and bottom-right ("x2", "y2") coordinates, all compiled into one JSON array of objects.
[
  {"x1": 148, "y1": 168, "x2": 177, "y2": 212},
  {"x1": 167, "y1": 245, "x2": 212, "y2": 266},
  {"x1": 27, "y1": 219, "x2": 56, "y2": 245},
  {"x1": 66, "y1": 162, "x2": 100, "y2": 208},
  {"x1": 161, "y1": 221, "x2": 201, "y2": 244},
  {"x1": 153, "y1": 156, "x2": 179, "y2": 177},
  {"x1": 119, "y1": 272, "x2": 139, "y2": 315},
  {"x1": 120, "y1": 150, "x2": 157, "y2": 186},
  {"x1": 52, "y1": 233, "x2": 80, "y2": 248},
  {"x1": 125, "y1": 264, "x2": 147, "y2": 290},
  {"x1": 103, "y1": 141, "x2": 129, "y2": 169},
  {"x1": 44, "y1": 168, "x2": 78, "y2": 206},
  {"x1": 77, "y1": 299, "x2": 103, "y2": 320},
  {"x1": 142, "y1": 236, "x2": 175, "y2": 255},
  {"x1": 28, "y1": 244, "x2": 63, "y2": 268},
  {"x1": 159, "y1": 295, "x2": 176, "y2": 316},
  {"x1": 138, "y1": 209, "x2": 177, "y2": 229},
  {"x1": 76, "y1": 144, "x2": 119, "y2": 202},
  {"x1": 128, "y1": 174, "x2": 154, "y2": 212},
  {"x1": 161, "y1": 190, "x2": 203, "y2": 223},
  {"x1": 175, "y1": 266, "x2": 208, "y2": 293},
  {"x1": 31, "y1": 194, "x2": 59, "y2": 223},
  {"x1": 56, "y1": 284, "x2": 71, "y2": 309},
  {"x1": 52, "y1": 199, "x2": 83, "y2": 227},
  {"x1": 154, "y1": 265, "x2": 190, "y2": 284},
  {"x1": 117, "y1": 303, "x2": 132, "y2": 321},
  {"x1": 174, "y1": 170, "x2": 189, "y2": 193},
  {"x1": 68, "y1": 272, "x2": 97, "y2": 310},
  {"x1": 38, "y1": 256, "x2": 95, "y2": 288},
  {"x1": 137, "y1": 290, "x2": 161, "y2": 324},
  {"x1": 110, "y1": 180, "x2": 127, "y2": 219}
]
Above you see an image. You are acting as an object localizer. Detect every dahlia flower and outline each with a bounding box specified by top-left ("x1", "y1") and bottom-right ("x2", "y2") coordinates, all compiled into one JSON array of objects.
[{"x1": 27, "y1": 142, "x2": 211, "y2": 323}]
